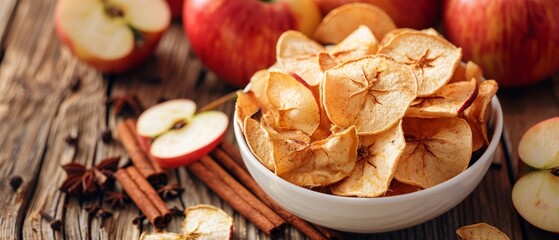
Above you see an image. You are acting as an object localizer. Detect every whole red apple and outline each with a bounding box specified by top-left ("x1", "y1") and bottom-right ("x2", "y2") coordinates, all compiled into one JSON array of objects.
[
  {"x1": 184, "y1": 0, "x2": 322, "y2": 87},
  {"x1": 312, "y1": 0, "x2": 441, "y2": 29},
  {"x1": 443, "y1": 0, "x2": 559, "y2": 87},
  {"x1": 55, "y1": 0, "x2": 171, "y2": 73}
]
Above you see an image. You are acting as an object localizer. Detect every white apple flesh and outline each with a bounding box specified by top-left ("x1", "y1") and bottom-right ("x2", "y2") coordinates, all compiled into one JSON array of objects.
[
  {"x1": 137, "y1": 99, "x2": 197, "y2": 138},
  {"x1": 518, "y1": 117, "x2": 559, "y2": 169},
  {"x1": 512, "y1": 170, "x2": 559, "y2": 233},
  {"x1": 150, "y1": 111, "x2": 229, "y2": 168},
  {"x1": 55, "y1": 0, "x2": 170, "y2": 73}
]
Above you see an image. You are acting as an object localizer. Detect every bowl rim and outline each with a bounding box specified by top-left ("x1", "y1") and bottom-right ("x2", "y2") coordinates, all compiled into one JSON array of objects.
[{"x1": 234, "y1": 96, "x2": 504, "y2": 203}]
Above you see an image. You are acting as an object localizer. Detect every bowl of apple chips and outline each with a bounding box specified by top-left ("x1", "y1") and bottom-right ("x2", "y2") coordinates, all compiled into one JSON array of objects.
[{"x1": 233, "y1": 3, "x2": 503, "y2": 233}]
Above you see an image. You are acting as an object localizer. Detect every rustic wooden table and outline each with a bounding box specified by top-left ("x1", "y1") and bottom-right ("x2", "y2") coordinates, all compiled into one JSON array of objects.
[{"x1": 0, "y1": 1, "x2": 558, "y2": 239}]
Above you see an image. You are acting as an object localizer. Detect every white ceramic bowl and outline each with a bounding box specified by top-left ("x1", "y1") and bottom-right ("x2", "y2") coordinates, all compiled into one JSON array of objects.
[{"x1": 234, "y1": 97, "x2": 503, "y2": 233}]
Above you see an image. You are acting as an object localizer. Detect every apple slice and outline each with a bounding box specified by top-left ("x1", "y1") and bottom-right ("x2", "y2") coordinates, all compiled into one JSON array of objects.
[
  {"x1": 512, "y1": 170, "x2": 559, "y2": 233},
  {"x1": 137, "y1": 99, "x2": 197, "y2": 138},
  {"x1": 150, "y1": 111, "x2": 228, "y2": 168},
  {"x1": 181, "y1": 204, "x2": 233, "y2": 239},
  {"x1": 518, "y1": 117, "x2": 559, "y2": 169},
  {"x1": 55, "y1": 0, "x2": 170, "y2": 73}
]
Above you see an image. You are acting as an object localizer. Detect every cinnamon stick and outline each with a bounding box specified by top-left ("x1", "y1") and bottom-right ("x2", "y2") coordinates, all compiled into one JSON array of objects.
[
  {"x1": 212, "y1": 147, "x2": 337, "y2": 240},
  {"x1": 126, "y1": 166, "x2": 171, "y2": 223},
  {"x1": 186, "y1": 161, "x2": 283, "y2": 237},
  {"x1": 117, "y1": 120, "x2": 167, "y2": 185},
  {"x1": 124, "y1": 119, "x2": 166, "y2": 176},
  {"x1": 115, "y1": 168, "x2": 170, "y2": 229},
  {"x1": 220, "y1": 141, "x2": 245, "y2": 167},
  {"x1": 312, "y1": 224, "x2": 345, "y2": 240},
  {"x1": 199, "y1": 156, "x2": 286, "y2": 230}
]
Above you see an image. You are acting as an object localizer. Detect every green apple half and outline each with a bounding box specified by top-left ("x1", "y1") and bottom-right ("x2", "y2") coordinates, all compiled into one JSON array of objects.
[{"x1": 55, "y1": 0, "x2": 171, "y2": 73}]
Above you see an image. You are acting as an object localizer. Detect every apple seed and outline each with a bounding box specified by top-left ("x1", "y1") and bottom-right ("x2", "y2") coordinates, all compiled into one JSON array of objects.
[{"x1": 551, "y1": 168, "x2": 559, "y2": 177}]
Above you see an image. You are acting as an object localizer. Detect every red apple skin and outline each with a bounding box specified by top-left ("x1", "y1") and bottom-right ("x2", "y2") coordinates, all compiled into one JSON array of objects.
[
  {"x1": 54, "y1": 2, "x2": 170, "y2": 73},
  {"x1": 184, "y1": 0, "x2": 321, "y2": 87},
  {"x1": 152, "y1": 131, "x2": 226, "y2": 168},
  {"x1": 443, "y1": 0, "x2": 559, "y2": 87},
  {"x1": 167, "y1": 0, "x2": 184, "y2": 18},
  {"x1": 312, "y1": 0, "x2": 441, "y2": 29}
]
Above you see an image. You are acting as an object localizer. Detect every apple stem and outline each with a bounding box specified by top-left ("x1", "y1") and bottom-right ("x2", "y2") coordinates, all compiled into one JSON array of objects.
[
  {"x1": 197, "y1": 90, "x2": 242, "y2": 113},
  {"x1": 551, "y1": 168, "x2": 559, "y2": 177}
]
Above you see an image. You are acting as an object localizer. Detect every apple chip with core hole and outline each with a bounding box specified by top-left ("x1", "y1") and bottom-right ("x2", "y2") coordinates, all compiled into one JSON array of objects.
[
  {"x1": 266, "y1": 71, "x2": 320, "y2": 135},
  {"x1": 235, "y1": 91, "x2": 260, "y2": 129},
  {"x1": 331, "y1": 121, "x2": 405, "y2": 197},
  {"x1": 456, "y1": 223, "x2": 510, "y2": 240},
  {"x1": 463, "y1": 80, "x2": 498, "y2": 151},
  {"x1": 276, "y1": 31, "x2": 325, "y2": 86},
  {"x1": 314, "y1": 3, "x2": 396, "y2": 44},
  {"x1": 181, "y1": 204, "x2": 233, "y2": 240},
  {"x1": 273, "y1": 126, "x2": 358, "y2": 188},
  {"x1": 327, "y1": 25, "x2": 379, "y2": 63},
  {"x1": 406, "y1": 78, "x2": 478, "y2": 118},
  {"x1": 322, "y1": 55, "x2": 417, "y2": 134},
  {"x1": 395, "y1": 117, "x2": 472, "y2": 188},
  {"x1": 378, "y1": 32, "x2": 462, "y2": 97}
]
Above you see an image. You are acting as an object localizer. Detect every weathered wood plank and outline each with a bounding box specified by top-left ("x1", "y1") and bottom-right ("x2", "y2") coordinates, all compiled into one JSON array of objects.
[
  {"x1": 0, "y1": 0, "x2": 18, "y2": 47},
  {"x1": 0, "y1": 0, "x2": 91, "y2": 238},
  {"x1": 498, "y1": 78, "x2": 559, "y2": 239}
]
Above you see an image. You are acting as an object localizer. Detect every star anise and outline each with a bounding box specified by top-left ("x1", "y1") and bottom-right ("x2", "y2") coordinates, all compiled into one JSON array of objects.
[
  {"x1": 106, "y1": 95, "x2": 144, "y2": 116},
  {"x1": 104, "y1": 191, "x2": 129, "y2": 209},
  {"x1": 59, "y1": 156, "x2": 120, "y2": 199},
  {"x1": 157, "y1": 183, "x2": 184, "y2": 200}
]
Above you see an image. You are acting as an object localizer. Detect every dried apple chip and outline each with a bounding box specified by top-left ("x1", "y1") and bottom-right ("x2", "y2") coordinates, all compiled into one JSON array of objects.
[
  {"x1": 243, "y1": 116, "x2": 275, "y2": 171},
  {"x1": 395, "y1": 117, "x2": 472, "y2": 188},
  {"x1": 276, "y1": 31, "x2": 325, "y2": 86},
  {"x1": 235, "y1": 91, "x2": 260, "y2": 129},
  {"x1": 456, "y1": 223, "x2": 510, "y2": 240},
  {"x1": 383, "y1": 180, "x2": 423, "y2": 197},
  {"x1": 380, "y1": 28, "x2": 441, "y2": 46},
  {"x1": 463, "y1": 80, "x2": 499, "y2": 151},
  {"x1": 378, "y1": 32, "x2": 462, "y2": 97},
  {"x1": 266, "y1": 71, "x2": 320, "y2": 135},
  {"x1": 273, "y1": 126, "x2": 358, "y2": 188},
  {"x1": 406, "y1": 78, "x2": 478, "y2": 118},
  {"x1": 314, "y1": 3, "x2": 396, "y2": 44},
  {"x1": 249, "y1": 69, "x2": 274, "y2": 112},
  {"x1": 331, "y1": 121, "x2": 405, "y2": 197},
  {"x1": 327, "y1": 25, "x2": 378, "y2": 63},
  {"x1": 322, "y1": 55, "x2": 417, "y2": 134},
  {"x1": 465, "y1": 61, "x2": 484, "y2": 84}
]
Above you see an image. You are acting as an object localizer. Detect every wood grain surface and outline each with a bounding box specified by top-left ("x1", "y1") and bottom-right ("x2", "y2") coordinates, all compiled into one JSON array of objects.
[{"x1": 0, "y1": 0, "x2": 558, "y2": 239}]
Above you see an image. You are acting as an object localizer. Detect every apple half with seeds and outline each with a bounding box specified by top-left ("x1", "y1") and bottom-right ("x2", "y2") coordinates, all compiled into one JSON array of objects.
[
  {"x1": 137, "y1": 99, "x2": 229, "y2": 168},
  {"x1": 55, "y1": 0, "x2": 171, "y2": 73}
]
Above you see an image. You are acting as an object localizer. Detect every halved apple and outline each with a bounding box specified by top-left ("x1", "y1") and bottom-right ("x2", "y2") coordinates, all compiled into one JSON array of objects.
[
  {"x1": 55, "y1": 0, "x2": 171, "y2": 73},
  {"x1": 137, "y1": 99, "x2": 197, "y2": 138},
  {"x1": 149, "y1": 111, "x2": 228, "y2": 168},
  {"x1": 518, "y1": 117, "x2": 559, "y2": 169},
  {"x1": 512, "y1": 170, "x2": 559, "y2": 233}
]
